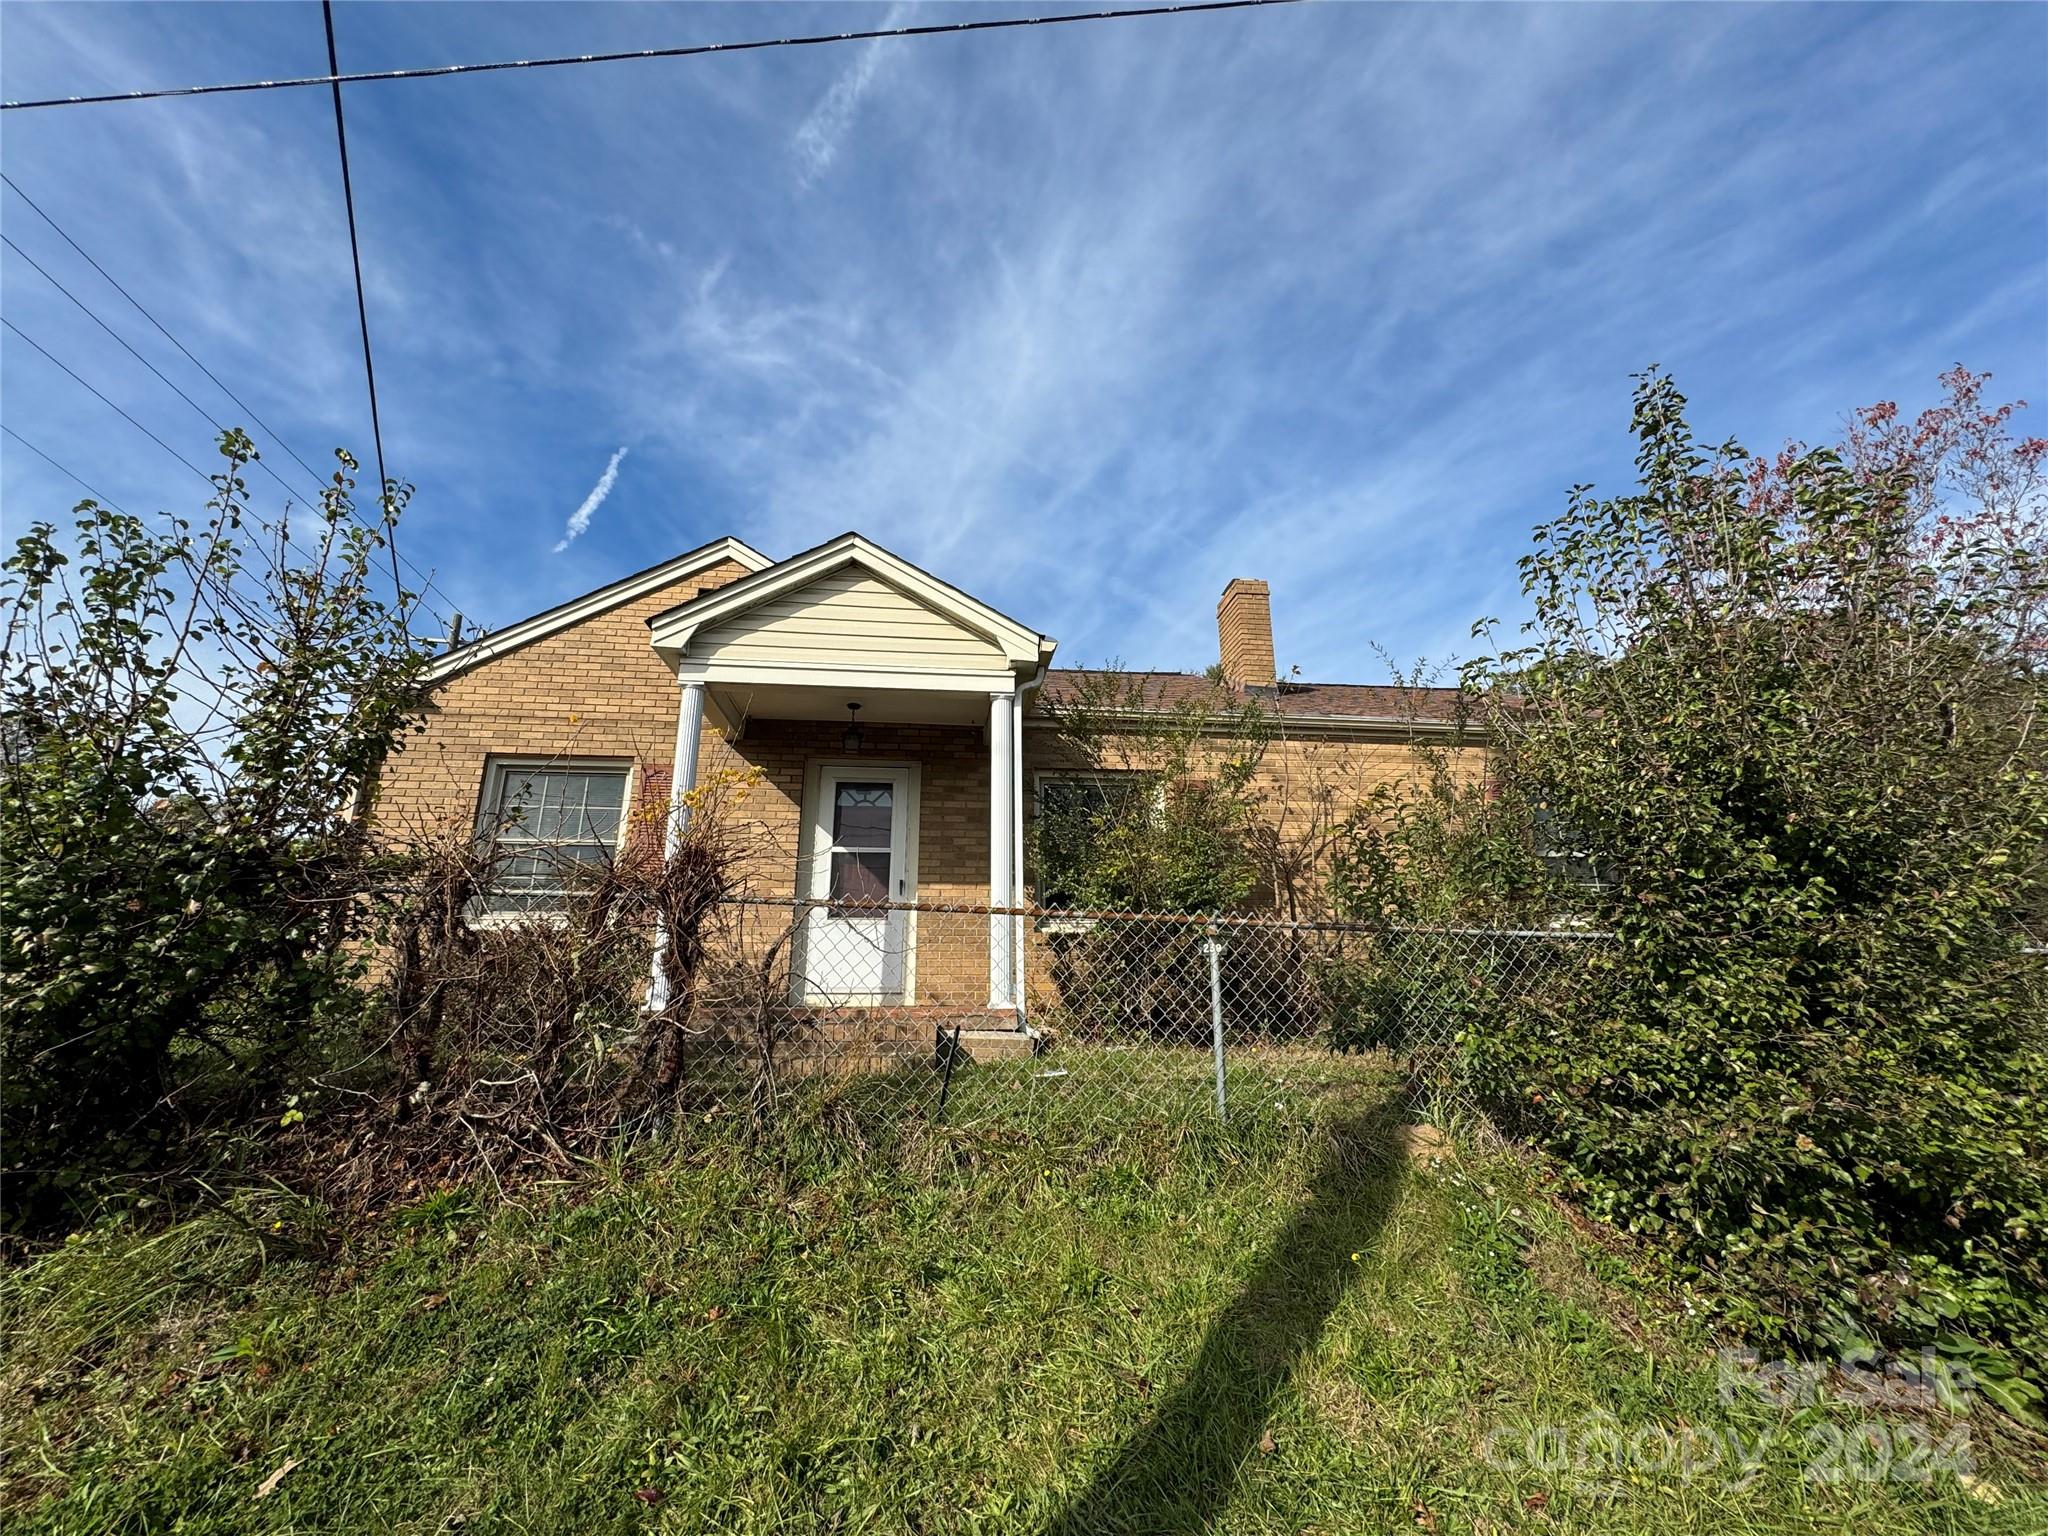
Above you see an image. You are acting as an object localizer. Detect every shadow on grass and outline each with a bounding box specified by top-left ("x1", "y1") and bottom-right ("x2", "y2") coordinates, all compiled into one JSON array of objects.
[{"x1": 1040, "y1": 1099, "x2": 1406, "y2": 1536}]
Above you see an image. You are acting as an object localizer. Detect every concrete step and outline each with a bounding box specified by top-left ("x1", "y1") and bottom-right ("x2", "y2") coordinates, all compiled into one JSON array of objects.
[{"x1": 953, "y1": 1028, "x2": 1042, "y2": 1064}]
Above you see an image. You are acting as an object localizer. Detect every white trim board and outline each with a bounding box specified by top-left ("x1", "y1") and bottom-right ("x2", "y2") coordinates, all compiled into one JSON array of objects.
[
  {"x1": 423, "y1": 537, "x2": 773, "y2": 683},
  {"x1": 676, "y1": 659, "x2": 1020, "y2": 693}
]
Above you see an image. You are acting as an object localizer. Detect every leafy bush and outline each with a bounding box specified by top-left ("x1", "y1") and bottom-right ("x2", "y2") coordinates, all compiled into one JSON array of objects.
[
  {"x1": 1032, "y1": 669, "x2": 1269, "y2": 915},
  {"x1": 1465, "y1": 368, "x2": 2048, "y2": 1409},
  {"x1": 1, "y1": 435, "x2": 428, "y2": 1229},
  {"x1": 1328, "y1": 725, "x2": 1564, "y2": 930},
  {"x1": 1318, "y1": 721, "x2": 1580, "y2": 1067}
]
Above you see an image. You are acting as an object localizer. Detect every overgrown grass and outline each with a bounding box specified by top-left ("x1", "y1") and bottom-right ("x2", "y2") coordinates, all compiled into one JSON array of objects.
[{"x1": 3, "y1": 1056, "x2": 2042, "y2": 1534}]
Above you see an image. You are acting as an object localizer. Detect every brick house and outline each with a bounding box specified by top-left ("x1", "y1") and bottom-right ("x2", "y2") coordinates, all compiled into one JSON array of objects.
[{"x1": 372, "y1": 532, "x2": 1469, "y2": 1041}]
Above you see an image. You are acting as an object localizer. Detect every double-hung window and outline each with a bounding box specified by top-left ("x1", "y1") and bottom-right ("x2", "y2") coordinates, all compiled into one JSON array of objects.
[
  {"x1": 476, "y1": 760, "x2": 629, "y2": 916},
  {"x1": 1032, "y1": 771, "x2": 1155, "y2": 911}
]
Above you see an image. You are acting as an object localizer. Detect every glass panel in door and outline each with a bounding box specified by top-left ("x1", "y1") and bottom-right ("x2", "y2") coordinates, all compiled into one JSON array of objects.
[{"x1": 828, "y1": 782, "x2": 893, "y2": 913}]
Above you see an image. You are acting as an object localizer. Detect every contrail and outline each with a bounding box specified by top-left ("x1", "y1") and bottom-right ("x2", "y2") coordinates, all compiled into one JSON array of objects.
[{"x1": 553, "y1": 447, "x2": 628, "y2": 552}]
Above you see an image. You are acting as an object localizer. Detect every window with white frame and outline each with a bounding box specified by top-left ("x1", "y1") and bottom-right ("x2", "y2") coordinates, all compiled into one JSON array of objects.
[
  {"x1": 1031, "y1": 771, "x2": 1156, "y2": 909},
  {"x1": 476, "y1": 761, "x2": 630, "y2": 915}
]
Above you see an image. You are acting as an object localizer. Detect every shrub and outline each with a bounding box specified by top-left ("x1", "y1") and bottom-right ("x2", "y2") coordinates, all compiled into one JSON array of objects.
[
  {"x1": 289, "y1": 768, "x2": 782, "y2": 1211},
  {"x1": 1465, "y1": 368, "x2": 2047, "y2": 1411},
  {"x1": 0, "y1": 435, "x2": 429, "y2": 1229},
  {"x1": 1032, "y1": 669, "x2": 1270, "y2": 915}
]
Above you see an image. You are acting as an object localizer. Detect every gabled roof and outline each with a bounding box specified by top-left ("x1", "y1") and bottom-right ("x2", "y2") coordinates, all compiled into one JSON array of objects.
[
  {"x1": 646, "y1": 531, "x2": 1056, "y2": 672},
  {"x1": 421, "y1": 537, "x2": 772, "y2": 682}
]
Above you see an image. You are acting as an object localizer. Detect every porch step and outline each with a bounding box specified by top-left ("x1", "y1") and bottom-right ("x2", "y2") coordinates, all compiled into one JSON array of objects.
[{"x1": 953, "y1": 1028, "x2": 1042, "y2": 1064}]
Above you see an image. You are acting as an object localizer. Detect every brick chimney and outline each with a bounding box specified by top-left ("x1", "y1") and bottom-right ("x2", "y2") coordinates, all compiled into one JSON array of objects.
[{"x1": 1217, "y1": 578, "x2": 1277, "y2": 690}]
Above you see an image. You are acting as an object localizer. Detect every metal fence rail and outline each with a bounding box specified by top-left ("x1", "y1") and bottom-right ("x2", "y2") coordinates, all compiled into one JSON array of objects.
[
  {"x1": 419, "y1": 893, "x2": 2041, "y2": 1149},
  {"x1": 660, "y1": 897, "x2": 1617, "y2": 1128}
]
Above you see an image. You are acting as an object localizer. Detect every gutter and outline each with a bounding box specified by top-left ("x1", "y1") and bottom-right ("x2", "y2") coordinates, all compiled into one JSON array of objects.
[{"x1": 1021, "y1": 706, "x2": 1482, "y2": 742}]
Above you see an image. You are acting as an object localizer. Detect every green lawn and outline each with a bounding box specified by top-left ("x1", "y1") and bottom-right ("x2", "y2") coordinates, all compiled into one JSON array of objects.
[{"x1": 3, "y1": 1053, "x2": 2042, "y2": 1534}]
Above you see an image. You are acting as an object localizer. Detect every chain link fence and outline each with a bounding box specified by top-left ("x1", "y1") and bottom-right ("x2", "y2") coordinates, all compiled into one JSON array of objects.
[
  {"x1": 663, "y1": 897, "x2": 1617, "y2": 1132},
  {"x1": 353, "y1": 877, "x2": 2043, "y2": 1202}
]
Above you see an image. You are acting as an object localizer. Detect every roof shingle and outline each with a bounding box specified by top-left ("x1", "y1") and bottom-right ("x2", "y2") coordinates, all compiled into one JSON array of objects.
[{"x1": 1036, "y1": 669, "x2": 1463, "y2": 724}]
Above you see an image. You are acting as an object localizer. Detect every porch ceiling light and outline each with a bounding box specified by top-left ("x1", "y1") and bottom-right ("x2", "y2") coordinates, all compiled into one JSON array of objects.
[{"x1": 843, "y1": 702, "x2": 863, "y2": 754}]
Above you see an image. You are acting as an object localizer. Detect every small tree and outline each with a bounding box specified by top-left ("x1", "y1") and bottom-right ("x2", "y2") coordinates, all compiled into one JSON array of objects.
[
  {"x1": 1326, "y1": 691, "x2": 1561, "y2": 930},
  {"x1": 0, "y1": 433, "x2": 430, "y2": 1227},
  {"x1": 1032, "y1": 668, "x2": 1269, "y2": 915},
  {"x1": 1465, "y1": 368, "x2": 2047, "y2": 1408}
]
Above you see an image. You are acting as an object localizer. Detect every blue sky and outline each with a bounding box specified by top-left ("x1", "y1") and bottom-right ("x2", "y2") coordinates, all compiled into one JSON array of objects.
[{"x1": 3, "y1": 2, "x2": 2043, "y2": 680}]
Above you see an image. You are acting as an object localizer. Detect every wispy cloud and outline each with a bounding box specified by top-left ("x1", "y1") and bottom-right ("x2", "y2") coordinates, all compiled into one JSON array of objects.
[
  {"x1": 2, "y1": 3, "x2": 2040, "y2": 672},
  {"x1": 790, "y1": 3, "x2": 907, "y2": 189},
  {"x1": 622, "y1": 4, "x2": 2048, "y2": 675},
  {"x1": 552, "y1": 447, "x2": 629, "y2": 553}
]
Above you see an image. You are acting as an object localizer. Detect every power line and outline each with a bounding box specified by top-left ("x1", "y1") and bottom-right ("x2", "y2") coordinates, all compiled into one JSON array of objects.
[
  {"x1": 320, "y1": 0, "x2": 402, "y2": 614},
  {"x1": 2, "y1": 314, "x2": 457, "y2": 627},
  {"x1": 1, "y1": 171, "x2": 329, "y2": 490},
  {"x1": 2, "y1": 423, "x2": 132, "y2": 514},
  {"x1": 2, "y1": 230, "x2": 323, "y2": 506},
  {"x1": 3, "y1": 230, "x2": 456, "y2": 623},
  {"x1": 0, "y1": 172, "x2": 454, "y2": 614},
  {"x1": 1, "y1": 0, "x2": 1304, "y2": 112},
  {"x1": 2, "y1": 423, "x2": 379, "y2": 726},
  {"x1": 2, "y1": 316, "x2": 215, "y2": 485},
  {"x1": 3, "y1": 423, "x2": 245, "y2": 718},
  {"x1": 0, "y1": 0, "x2": 1307, "y2": 635},
  {"x1": 5, "y1": 312, "x2": 338, "y2": 575}
]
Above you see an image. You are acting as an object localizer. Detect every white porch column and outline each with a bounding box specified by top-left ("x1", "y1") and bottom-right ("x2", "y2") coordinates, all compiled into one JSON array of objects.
[
  {"x1": 648, "y1": 679, "x2": 707, "y2": 1012},
  {"x1": 665, "y1": 681, "x2": 707, "y2": 856},
  {"x1": 988, "y1": 688, "x2": 1018, "y2": 1011},
  {"x1": 1012, "y1": 688, "x2": 1027, "y2": 1019}
]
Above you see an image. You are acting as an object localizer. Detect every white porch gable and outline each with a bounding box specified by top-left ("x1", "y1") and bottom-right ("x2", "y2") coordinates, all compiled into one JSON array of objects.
[
  {"x1": 692, "y1": 566, "x2": 1010, "y2": 672},
  {"x1": 646, "y1": 530, "x2": 1051, "y2": 695}
]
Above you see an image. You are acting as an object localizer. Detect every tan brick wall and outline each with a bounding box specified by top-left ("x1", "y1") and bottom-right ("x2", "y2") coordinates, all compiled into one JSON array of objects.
[
  {"x1": 1242, "y1": 732, "x2": 1486, "y2": 856},
  {"x1": 701, "y1": 720, "x2": 989, "y2": 896},
  {"x1": 1217, "y1": 578, "x2": 1277, "y2": 688},
  {"x1": 375, "y1": 594, "x2": 1012, "y2": 1003},
  {"x1": 1021, "y1": 723, "x2": 1487, "y2": 910},
  {"x1": 369, "y1": 559, "x2": 756, "y2": 847}
]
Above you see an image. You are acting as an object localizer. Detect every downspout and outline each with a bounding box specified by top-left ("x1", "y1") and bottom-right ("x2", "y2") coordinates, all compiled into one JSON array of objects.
[{"x1": 1015, "y1": 651, "x2": 1052, "y2": 1032}]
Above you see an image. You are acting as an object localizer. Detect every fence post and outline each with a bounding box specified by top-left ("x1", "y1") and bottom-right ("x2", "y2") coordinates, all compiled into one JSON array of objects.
[{"x1": 1205, "y1": 924, "x2": 1227, "y2": 1125}]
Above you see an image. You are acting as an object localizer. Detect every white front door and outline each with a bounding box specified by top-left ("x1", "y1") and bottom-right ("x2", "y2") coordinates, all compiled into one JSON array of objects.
[{"x1": 803, "y1": 765, "x2": 915, "y2": 1004}]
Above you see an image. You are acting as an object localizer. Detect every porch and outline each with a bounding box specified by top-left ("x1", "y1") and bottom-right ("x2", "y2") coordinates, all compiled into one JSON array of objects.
[{"x1": 643, "y1": 534, "x2": 1056, "y2": 1022}]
